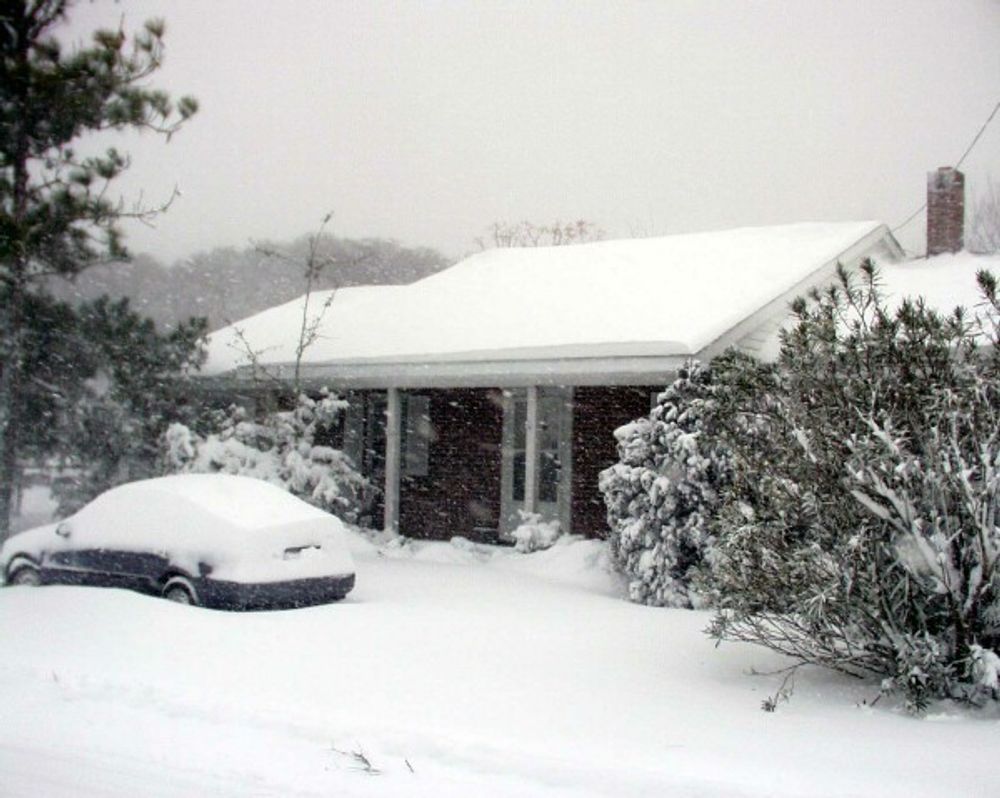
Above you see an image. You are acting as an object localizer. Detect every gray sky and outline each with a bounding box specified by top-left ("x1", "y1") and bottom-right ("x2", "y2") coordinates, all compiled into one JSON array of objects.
[{"x1": 64, "y1": 0, "x2": 1000, "y2": 264}]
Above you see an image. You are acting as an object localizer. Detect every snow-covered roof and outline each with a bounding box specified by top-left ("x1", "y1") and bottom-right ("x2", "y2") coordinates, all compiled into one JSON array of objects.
[
  {"x1": 879, "y1": 251, "x2": 999, "y2": 316},
  {"x1": 745, "y1": 250, "x2": 1000, "y2": 362},
  {"x1": 203, "y1": 221, "x2": 912, "y2": 387}
]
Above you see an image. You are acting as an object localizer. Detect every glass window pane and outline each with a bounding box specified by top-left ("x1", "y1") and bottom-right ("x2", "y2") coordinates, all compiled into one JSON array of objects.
[
  {"x1": 513, "y1": 398, "x2": 526, "y2": 450},
  {"x1": 539, "y1": 451, "x2": 559, "y2": 503},
  {"x1": 513, "y1": 451, "x2": 525, "y2": 502},
  {"x1": 540, "y1": 397, "x2": 561, "y2": 451}
]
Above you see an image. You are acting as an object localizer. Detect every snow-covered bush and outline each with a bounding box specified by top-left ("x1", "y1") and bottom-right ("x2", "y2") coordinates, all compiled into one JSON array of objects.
[
  {"x1": 511, "y1": 510, "x2": 562, "y2": 553},
  {"x1": 707, "y1": 261, "x2": 1000, "y2": 710},
  {"x1": 599, "y1": 362, "x2": 732, "y2": 608},
  {"x1": 163, "y1": 391, "x2": 373, "y2": 524}
]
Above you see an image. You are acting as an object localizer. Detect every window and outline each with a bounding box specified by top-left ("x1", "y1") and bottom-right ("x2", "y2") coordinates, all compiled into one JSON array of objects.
[
  {"x1": 342, "y1": 391, "x2": 432, "y2": 479},
  {"x1": 403, "y1": 395, "x2": 431, "y2": 477},
  {"x1": 510, "y1": 392, "x2": 560, "y2": 503}
]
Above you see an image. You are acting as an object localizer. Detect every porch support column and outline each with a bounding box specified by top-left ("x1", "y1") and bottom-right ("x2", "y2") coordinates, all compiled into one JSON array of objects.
[
  {"x1": 524, "y1": 385, "x2": 540, "y2": 514},
  {"x1": 384, "y1": 387, "x2": 402, "y2": 533}
]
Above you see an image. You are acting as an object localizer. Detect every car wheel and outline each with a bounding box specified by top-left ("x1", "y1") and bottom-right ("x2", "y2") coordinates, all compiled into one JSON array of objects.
[
  {"x1": 161, "y1": 576, "x2": 199, "y2": 606},
  {"x1": 8, "y1": 564, "x2": 41, "y2": 587}
]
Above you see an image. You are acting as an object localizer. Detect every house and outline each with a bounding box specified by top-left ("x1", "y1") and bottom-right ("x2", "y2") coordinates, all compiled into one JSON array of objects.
[
  {"x1": 201, "y1": 219, "x2": 917, "y2": 542},
  {"x1": 201, "y1": 167, "x2": 989, "y2": 542}
]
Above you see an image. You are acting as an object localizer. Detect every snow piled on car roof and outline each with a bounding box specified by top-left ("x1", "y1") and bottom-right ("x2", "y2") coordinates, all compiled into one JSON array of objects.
[
  {"x1": 59, "y1": 475, "x2": 354, "y2": 582},
  {"x1": 110, "y1": 474, "x2": 325, "y2": 530}
]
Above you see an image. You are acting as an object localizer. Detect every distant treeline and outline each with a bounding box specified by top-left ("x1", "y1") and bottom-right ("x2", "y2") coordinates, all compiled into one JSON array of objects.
[{"x1": 47, "y1": 235, "x2": 452, "y2": 331}]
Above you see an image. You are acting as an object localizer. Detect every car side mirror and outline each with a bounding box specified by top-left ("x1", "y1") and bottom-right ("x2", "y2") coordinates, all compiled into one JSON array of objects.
[{"x1": 55, "y1": 521, "x2": 72, "y2": 539}]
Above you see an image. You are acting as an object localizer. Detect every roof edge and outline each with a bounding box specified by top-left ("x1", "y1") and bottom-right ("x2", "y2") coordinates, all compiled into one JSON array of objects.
[
  {"x1": 696, "y1": 223, "x2": 903, "y2": 361},
  {"x1": 204, "y1": 353, "x2": 691, "y2": 390}
]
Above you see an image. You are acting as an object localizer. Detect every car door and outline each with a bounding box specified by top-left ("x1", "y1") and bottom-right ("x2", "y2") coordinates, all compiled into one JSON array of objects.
[
  {"x1": 44, "y1": 519, "x2": 168, "y2": 592},
  {"x1": 43, "y1": 521, "x2": 95, "y2": 586},
  {"x1": 86, "y1": 549, "x2": 170, "y2": 592}
]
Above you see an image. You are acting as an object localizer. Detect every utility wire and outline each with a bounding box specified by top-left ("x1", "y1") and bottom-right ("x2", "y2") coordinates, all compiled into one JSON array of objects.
[
  {"x1": 891, "y1": 98, "x2": 1000, "y2": 234},
  {"x1": 955, "y1": 99, "x2": 1000, "y2": 170}
]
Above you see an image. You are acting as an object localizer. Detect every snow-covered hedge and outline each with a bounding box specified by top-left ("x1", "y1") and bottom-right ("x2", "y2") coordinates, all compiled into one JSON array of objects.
[
  {"x1": 707, "y1": 261, "x2": 1000, "y2": 710},
  {"x1": 162, "y1": 392, "x2": 373, "y2": 525},
  {"x1": 599, "y1": 362, "x2": 732, "y2": 608}
]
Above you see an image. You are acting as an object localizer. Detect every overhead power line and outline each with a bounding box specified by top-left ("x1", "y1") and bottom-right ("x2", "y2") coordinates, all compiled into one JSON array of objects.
[{"x1": 891, "y1": 97, "x2": 1000, "y2": 235}]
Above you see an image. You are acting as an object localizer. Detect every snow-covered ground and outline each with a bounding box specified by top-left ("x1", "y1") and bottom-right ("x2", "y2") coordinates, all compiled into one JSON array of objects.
[{"x1": 1, "y1": 529, "x2": 998, "y2": 798}]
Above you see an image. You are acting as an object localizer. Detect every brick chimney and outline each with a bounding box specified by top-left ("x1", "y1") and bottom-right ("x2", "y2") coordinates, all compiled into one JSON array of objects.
[{"x1": 926, "y1": 166, "x2": 964, "y2": 255}]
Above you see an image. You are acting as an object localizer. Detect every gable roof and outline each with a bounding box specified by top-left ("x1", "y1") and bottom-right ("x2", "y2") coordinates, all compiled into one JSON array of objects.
[{"x1": 203, "y1": 221, "x2": 903, "y2": 388}]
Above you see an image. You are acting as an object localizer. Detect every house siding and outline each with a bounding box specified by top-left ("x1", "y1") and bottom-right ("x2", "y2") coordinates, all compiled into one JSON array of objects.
[
  {"x1": 571, "y1": 385, "x2": 662, "y2": 539},
  {"x1": 399, "y1": 388, "x2": 504, "y2": 542}
]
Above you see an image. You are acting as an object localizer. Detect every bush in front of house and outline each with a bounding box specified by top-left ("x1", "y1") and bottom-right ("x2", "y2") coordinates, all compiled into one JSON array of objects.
[
  {"x1": 707, "y1": 262, "x2": 1000, "y2": 710},
  {"x1": 162, "y1": 391, "x2": 373, "y2": 524},
  {"x1": 599, "y1": 362, "x2": 732, "y2": 608}
]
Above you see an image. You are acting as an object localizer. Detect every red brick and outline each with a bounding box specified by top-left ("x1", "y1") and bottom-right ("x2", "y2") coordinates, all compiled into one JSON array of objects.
[
  {"x1": 570, "y1": 385, "x2": 662, "y2": 539},
  {"x1": 927, "y1": 167, "x2": 964, "y2": 255},
  {"x1": 399, "y1": 388, "x2": 503, "y2": 542}
]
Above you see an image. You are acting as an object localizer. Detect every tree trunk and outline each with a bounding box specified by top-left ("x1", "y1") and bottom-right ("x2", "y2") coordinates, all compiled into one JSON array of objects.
[
  {"x1": 0, "y1": 7, "x2": 32, "y2": 542},
  {"x1": 0, "y1": 322, "x2": 26, "y2": 542}
]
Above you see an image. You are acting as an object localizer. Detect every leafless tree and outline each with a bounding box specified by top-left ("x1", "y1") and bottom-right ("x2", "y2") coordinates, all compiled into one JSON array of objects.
[
  {"x1": 968, "y1": 178, "x2": 1000, "y2": 255},
  {"x1": 475, "y1": 219, "x2": 604, "y2": 250},
  {"x1": 229, "y1": 213, "x2": 362, "y2": 396}
]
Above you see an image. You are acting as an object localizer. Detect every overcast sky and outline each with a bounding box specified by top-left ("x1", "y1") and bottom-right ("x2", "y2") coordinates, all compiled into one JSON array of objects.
[{"x1": 63, "y1": 0, "x2": 1000, "y2": 264}]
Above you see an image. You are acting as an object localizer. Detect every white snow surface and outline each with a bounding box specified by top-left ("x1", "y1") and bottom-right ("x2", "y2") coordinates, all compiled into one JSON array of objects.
[
  {"x1": 752, "y1": 250, "x2": 1000, "y2": 360},
  {"x1": 203, "y1": 222, "x2": 886, "y2": 374},
  {"x1": 0, "y1": 475, "x2": 355, "y2": 583},
  {"x1": 878, "y1": 250, "x2": 1000, "y2": 317},
  {"x1": 1, "y1": 530, "x2": 998, "y2": 798}
]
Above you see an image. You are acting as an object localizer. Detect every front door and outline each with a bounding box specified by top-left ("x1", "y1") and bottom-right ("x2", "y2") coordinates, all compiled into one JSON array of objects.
[{"x1": 500, "y1": 387, "x2": 572, "y2": 539}]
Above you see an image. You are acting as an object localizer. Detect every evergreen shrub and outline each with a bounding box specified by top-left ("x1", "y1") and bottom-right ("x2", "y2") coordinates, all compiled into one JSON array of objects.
[
  {"x1": 599, "y1": 362, "x2": 732, "y2": 608},
  {"x1": 707, "y1": 261, "x2": 1000, "y2": 709}
]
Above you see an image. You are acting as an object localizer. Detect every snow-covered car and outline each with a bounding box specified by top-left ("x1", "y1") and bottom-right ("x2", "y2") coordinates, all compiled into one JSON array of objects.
[{"x1": 0, "y1": 474, "x2": 355, "y2": 610}]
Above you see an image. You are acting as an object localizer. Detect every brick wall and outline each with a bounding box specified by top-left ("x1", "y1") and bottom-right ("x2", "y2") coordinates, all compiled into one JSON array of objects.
[
  {"x1": 571, "y1": 385, "x2": 661, "y2": 538},
  {"x1": 927, "y1": 167, "x2": 964, "y2": 255},
  {"x1": 399, "y1": 388, "x2": 504, "y2": 542}
]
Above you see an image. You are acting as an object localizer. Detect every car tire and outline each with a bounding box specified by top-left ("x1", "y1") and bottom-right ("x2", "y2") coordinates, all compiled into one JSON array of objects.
[
  {"x1": 8, "y1": 563, "x2": 41, "y2": 587},
  {"x1": 161, "y1": 576, "x2": 199, "y2": 606}
]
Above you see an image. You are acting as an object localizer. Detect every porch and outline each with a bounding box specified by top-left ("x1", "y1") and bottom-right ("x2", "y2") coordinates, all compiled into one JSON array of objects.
[{"x1": 343, "y1": 385, "x2": 656, "y2": 541}]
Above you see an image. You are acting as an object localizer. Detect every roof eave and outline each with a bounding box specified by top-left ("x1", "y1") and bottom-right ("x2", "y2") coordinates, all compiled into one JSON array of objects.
[{"x1": 208, "y1": 352, "x2": 689, "y2": 390}]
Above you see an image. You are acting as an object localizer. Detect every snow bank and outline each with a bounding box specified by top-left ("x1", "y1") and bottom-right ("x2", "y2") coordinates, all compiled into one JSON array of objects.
[{"x1": 2, "y1": 539, "x2": 999, "y2": 797}]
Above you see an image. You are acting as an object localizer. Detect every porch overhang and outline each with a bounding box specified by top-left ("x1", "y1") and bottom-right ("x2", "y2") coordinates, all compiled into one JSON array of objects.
[{"x1": 215, "y1": 351, "x2": 691, "y2": 390}]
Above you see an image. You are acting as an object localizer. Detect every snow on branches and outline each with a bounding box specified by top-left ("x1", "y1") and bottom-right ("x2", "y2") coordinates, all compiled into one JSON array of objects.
[
  {"x1": 600, "y1": 362, "x2": 732, "y2": 608},
  {"x1": 163, "y1": 391, "x2": 372, "y2": 524},
  {"x1": 707, "y1": 261, "x2": 1000, "y2": 710}
]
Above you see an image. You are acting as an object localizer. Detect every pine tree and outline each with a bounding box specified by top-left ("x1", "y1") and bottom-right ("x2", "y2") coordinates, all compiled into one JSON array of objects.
[
  {"x1": 53, "y1": 297, "x2": 206, "y2": 513},
  {"x1": 0, "y1": 1, "x2": 196, "y2": 538}
]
